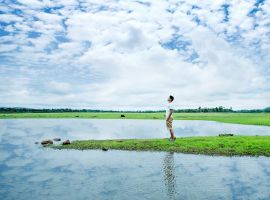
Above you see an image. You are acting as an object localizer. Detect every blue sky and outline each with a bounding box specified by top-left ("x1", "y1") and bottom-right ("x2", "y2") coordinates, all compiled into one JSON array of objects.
[{"x1": 0, "y1": 0, "x2": 269, "y2": 110}]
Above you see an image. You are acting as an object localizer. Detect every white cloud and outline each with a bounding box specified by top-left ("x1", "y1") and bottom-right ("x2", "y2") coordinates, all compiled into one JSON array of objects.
[
  {"x1": 0, "y1": 14, "x2": 23, "y2": 23},
  {"x1": 0, "y1": 44, "x2": 17, "y2": 52},
  {"x1": 0, "y1": 0, "x2": 269, "y2": 110}
]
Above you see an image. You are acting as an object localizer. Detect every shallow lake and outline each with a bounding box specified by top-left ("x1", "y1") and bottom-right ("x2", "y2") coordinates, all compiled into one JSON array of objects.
[{"x1": 1, "y1": 119, "x2": 270, "y2": 200}]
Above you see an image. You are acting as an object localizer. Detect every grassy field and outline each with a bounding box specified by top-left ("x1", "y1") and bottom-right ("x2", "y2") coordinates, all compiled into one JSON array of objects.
[
  {"x1": 0, "y1": 112, "x2": 269, "y2": 126},
  {"x1": 49, "y1": 136, "x2": 270, "y2": 157}
]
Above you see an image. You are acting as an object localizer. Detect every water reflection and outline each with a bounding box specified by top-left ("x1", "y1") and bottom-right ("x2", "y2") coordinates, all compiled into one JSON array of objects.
[
  {"x1": 1, "y1": 119, "x2": 270, "y2": 200},
  {"x1": 163, "y1": 152, "x2": 176, "y2": 200},
  {"x1": 0, "y1": 119, "x2": 269, "y2": 142}
]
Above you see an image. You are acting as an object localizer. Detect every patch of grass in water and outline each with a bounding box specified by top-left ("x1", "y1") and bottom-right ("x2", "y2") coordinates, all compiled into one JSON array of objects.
[{"x1": 49, "y1": 136, "x2": 270, "y2": 157}]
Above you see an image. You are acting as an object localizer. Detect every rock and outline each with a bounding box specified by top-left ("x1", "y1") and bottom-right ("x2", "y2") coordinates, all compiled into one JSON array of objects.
[
  {"x1": 35, "y1": 141, "x2": 39, "y2": 144},
  {"x1": 102, "y1": 147, "x2": 108, "y2": 151},
  {"x1": 219, "y1": 133, "x2": 234, "y2": 137},
  {"x1": 53, "y1": 138, "x2": 61, "y2": 141},
  {"x1": 62, "y1": 140, "x2": 71, "y2": 145},
  {"x1": 120, "y1": 114, "x2": 125, "y2": 117},
  {"x1": 41, "y1": 139, "x2": 53, "y2": 145}
]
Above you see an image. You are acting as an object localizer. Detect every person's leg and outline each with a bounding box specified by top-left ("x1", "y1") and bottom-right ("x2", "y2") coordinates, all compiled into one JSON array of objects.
[
  {"x1": 170, "y1": 128, "x2": 176, "y2": 140},
  {"x1": 169, "y1": 119, "x2": 176, "y2": 140},
  {"x1": 167, "y1": 118, "x2": 175, "y2": 140},
  {"x1": 166, "y1": 120, "x2": 171, "y2": 138},
  {"x1": 169, "y1": 128, "x2": 175, "y2": 140}
]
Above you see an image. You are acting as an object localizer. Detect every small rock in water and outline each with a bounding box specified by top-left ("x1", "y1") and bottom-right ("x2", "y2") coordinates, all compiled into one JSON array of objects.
[
  {"x1": 35, "y1": 141, "x2": 39, "y2": 144},
  {"x1": 219, "y1": 133, "x2": 234, "y2": 137},
  {"x1": 102, "y1": 147, "x2": 108, "y2": 151},
  {"x1": 120, "y1": 114, "x2": 125, "y2": 117},
  {"x1": 41, "y1": 139, "x2": 53, "y2": 145},
  {"x1": 62, "y1": 140, "x2": 71, "y2": 145},
  {"x1": 53, "y1": 138, "x2": 61, "y2": 141}
]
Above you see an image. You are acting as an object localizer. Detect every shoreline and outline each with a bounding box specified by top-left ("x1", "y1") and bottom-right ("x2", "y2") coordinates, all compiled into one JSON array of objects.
[
  {"x1": 48, "y1": 136, "x2": 270, "y2": 157},
  {"x1": 0, "y1": 112, "x2": 269, "y2": 126}
]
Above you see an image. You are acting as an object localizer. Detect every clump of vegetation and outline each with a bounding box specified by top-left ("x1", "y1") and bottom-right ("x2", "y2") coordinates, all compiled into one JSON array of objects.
[{"x1": 49, "y1": 136, "x2": 270, "y2": 157}]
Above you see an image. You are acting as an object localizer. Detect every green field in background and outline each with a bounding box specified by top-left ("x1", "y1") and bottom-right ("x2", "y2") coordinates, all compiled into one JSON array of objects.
[{"x1": 0, "y1": 112, "x2": 269, "y2": 126}]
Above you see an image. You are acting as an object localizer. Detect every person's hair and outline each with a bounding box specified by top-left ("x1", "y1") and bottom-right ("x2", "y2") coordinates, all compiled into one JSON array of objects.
[{"x1": 169, "y1": 95, "x2": 174, "y2": 101}]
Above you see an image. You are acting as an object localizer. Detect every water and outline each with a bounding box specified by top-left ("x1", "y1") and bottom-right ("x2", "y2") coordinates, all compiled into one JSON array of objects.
[
  {"x1": 1, "y1": 119, "x2": 270, "y2": 141},
  {"x1": 1, "y1": 119, "x2": 270, "y2": 200}
]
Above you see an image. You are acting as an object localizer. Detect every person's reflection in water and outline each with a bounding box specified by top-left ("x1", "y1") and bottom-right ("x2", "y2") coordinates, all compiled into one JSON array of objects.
[{"x1": 163, "y1": 152, "x2": 177, "y2": 200}]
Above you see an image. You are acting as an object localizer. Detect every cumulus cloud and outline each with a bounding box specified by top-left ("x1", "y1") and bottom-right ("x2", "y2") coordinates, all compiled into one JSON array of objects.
[{"x1": 0, "y1": 0, "x2": 269, "y2": 110}]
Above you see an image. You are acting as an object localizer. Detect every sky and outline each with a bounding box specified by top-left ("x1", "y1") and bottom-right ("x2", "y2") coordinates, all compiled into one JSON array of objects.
[{"x1": 0, "y1": 0, "x2": 269, "y2": 110}]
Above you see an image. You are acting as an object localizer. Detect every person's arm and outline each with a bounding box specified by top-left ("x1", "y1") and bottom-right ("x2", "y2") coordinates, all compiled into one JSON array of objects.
[{"x1": 166, "y1": 108, "x2": 173, "y2": 121}]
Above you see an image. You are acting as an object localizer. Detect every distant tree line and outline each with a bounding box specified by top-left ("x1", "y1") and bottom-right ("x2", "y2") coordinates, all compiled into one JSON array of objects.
[
  {"x1": 174, "y1": 106, "x2": 233, "y2": 113},
  {"x1": 174, "y1": 106, "x2": 269, "y2": 113},
  {"x1": 0, "y1": 106, "x2": 269, "y2": 113},
  {"x1": 0, "y1": 107, "x2": 160, "y2": 113},
  {"x1": 234, "y1": 107, "x2": 270, "y2": 113}
]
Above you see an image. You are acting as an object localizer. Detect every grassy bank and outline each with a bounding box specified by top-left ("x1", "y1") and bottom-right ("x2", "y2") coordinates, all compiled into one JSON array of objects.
[
  {"x1": 0, "y1": 112, "x2": 269, "y2": 126},
  {"x1": 49, "y1": 136, "x2": 270, "y2": 157}
]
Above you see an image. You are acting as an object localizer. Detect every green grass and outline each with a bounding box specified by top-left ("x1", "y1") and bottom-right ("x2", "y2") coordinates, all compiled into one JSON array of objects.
[
  {"x1": 49, "y1": 136, "x2": 270, "y2": 157},
  {"x1": 0, "y1": 112, "x2": 269, "y2": 126}
]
